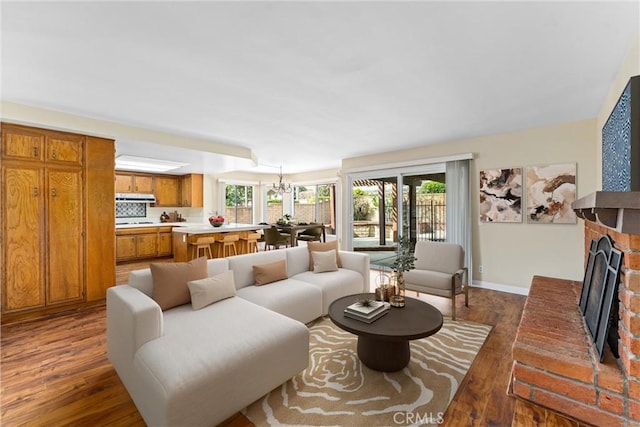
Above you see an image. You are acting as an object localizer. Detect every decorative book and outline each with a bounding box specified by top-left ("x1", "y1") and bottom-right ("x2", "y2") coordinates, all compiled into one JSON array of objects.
[
  {"x1": 344, "y1": 308, "x2": 390, "y2": 324},
  {"x1": 344, "y1": 301, "x2": 390, "y2": 323},
  {"x1": 345, "y1": 300, "x2": 385, "y2": 316}
]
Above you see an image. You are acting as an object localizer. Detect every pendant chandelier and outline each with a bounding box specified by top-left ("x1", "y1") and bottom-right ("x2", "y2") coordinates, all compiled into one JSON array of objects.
[{"x1": 272, "y1": 165, "x2": 292, "y2": 195}]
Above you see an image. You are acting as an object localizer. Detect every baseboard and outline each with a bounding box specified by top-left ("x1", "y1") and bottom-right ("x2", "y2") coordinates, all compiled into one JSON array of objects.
[{"x1": 471, "y1": 280, "x2": 530, "y2": 296}]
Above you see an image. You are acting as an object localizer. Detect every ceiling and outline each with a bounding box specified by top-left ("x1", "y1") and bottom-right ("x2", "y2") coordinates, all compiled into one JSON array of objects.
[{"x1": 2, "y1": 1, "x2": 639, "y2": 175}]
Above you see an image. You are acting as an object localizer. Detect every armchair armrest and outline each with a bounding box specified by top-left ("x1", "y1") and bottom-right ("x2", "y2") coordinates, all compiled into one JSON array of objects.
[
  {"x1": 451, "y1": 267, "x2": 468, "y2": 289},
  {"x1": 338, "y1": 250, "x2": 371, "y2": 292},
  {"x1": 106, "y1": 285, "x2": 163, "y2": 374},
  {"x1": 453, "y1": 267, "x2": 468, "y2": 284}
]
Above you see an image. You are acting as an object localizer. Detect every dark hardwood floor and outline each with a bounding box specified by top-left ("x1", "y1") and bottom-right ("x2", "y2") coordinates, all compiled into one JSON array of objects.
[{"x1": 1, "y1": 259, "x2": 579, "y2": 426}]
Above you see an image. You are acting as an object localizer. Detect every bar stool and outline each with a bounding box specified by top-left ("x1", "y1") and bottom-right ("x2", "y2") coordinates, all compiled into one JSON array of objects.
[
  {"x1": 240, "y1": 232, "x2": 261, "y2": 254},
  {"x1": 190, "y1": 237, "x2": 215, "y2": 259},
  {"x1": 214, "y1": 234, "x2": 239, "y2": 258}
]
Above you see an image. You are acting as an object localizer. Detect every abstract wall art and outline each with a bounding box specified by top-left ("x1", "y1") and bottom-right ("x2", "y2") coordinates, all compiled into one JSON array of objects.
[
  {"x1": 526, "y1": 163, "x2": 577, "y2": 224},
  {"x1": 602, "y1": 75, "x2": 639, "y2": 191},
  {"x1": 479, "y1": 168, "x2": 522, "y2": 223}
]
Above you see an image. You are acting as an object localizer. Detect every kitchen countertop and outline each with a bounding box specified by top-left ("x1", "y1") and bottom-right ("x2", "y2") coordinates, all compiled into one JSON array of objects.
[
  {"x1": 171, "y1": 223, "x2": 269, "y2": 234},
  {"x1": 115, "y1": 222, "x2": 196, "y2": 229},
  {"x1": 115, "y1": 222, "x2": 269, "y2": 233}
]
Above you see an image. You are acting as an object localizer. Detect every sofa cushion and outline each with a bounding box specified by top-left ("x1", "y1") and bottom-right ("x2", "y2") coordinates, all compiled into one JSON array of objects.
[
  {"x1": 311, "y1": 250, "x2": 338, "y2": 273},
  {"x1": 285, "y1": 246, "x2": 311, "y2": 276},
  {"x1": 187, "y1": 270, "x2": 236, "y2": 310},
  {"x1": 253, "y1": 260, "x2": 288, "y2": 286},
  {"x1": 293, "y1": 269, "x2": 365, "y2": 315},
  {"x1": 236, "y1": 278, "x2": 323, "y2": 324},
  {"x1": 130, "y1": 258, "x2": 229, "y2": 298},
  {"x1": 133, "y1": 297, "x2": 309, "y2": 426},
  {"x1": 307, "y1": 240, "x2": 342, "y2": 271},
  {"x1": 150, "y1": 257, "x2": 208, "y2": 310},
  {"x1": 228, "y1": 250, "x2": 286, "y2": 289}
]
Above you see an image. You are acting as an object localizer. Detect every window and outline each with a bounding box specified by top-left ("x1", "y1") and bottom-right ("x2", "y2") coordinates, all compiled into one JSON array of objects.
[
  {"x1": 225, "y1": 184, "x2": 253, "y2": 224},
  {"x1": 293, "y1": 184, "x2": 336, "y2": 234},
  {"x1": 266, "y1": 188, "x2": 283, "y2": 224}
]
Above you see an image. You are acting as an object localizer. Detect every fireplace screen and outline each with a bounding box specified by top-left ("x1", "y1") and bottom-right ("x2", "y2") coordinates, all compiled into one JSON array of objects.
[{"x1": 579, "y1": 235, "x2": 623, "y2": 362}]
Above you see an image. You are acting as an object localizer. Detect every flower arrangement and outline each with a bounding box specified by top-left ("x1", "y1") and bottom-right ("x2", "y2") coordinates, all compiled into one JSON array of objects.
[{"x1": 276, "y1": 214, "x2": 293, "y2": 226}]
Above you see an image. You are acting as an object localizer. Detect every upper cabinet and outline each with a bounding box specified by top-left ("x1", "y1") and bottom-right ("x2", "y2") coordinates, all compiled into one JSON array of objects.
[
  {"x1": 115, "y1": 172, "x2": 154, "y2": 193},
  {"x1": 2, "y1": 124, "x2": 83, "y2": 166},
  {"x1": 115, "y1": 170, "x2": 203, "y2": 207},
  {"x1": 2, "y1": 125, "x2": 45, "y2": 161},
  {"x1": 180, "y1": 174, "x2": 203, "y2": 207},
  {"x1": 155, "y1": 176, "x2": 180, "y2": 207},
  {"x1": 46, "y1": 132, "x2": 83, "y2": 165}
]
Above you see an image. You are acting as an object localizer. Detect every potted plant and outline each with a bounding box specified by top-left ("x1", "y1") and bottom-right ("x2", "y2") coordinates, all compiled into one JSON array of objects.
[{"x1": 391, "y1": 235, "x2": 417, "y2": 307}]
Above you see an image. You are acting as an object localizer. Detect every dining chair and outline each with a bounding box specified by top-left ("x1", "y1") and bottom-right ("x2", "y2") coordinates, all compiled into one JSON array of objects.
[
  {"x1": 296, "y1": 223, "x2": 323, "y2": 242},
  {"x1": 263, "y1": 226, "x2": 290, "y2": 250}
]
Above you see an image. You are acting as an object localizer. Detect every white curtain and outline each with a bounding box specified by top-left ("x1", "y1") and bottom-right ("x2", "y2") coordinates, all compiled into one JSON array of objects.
[{"x1": 446, "y1": 159, "x2": 472, "y2": 284}]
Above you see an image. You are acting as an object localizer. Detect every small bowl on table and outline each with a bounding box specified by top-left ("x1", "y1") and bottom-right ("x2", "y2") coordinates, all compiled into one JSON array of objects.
[{"x1": 209, "y1": 221, "x2": 224, "y2": 228}]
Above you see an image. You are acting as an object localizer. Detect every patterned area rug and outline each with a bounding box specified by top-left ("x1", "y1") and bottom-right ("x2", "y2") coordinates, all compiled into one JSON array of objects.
[{"x1": 244, "y1": 316, "x2": 492, "y2": 426}]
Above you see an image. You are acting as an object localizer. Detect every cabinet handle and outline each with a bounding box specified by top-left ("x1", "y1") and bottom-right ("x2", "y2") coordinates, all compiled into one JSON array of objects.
[
  {"x1": 33, "y1": 187, "x2": 39, "y2": 197},
  {"x1": 51, "y1": 188, "x2": 57, "y2": 197},
  {"x1": 51, "y1": 149, "x2": 57, "y2": 159},
  {"x1": 33, "y1": 146, "x2": 38, "y2": 157}
]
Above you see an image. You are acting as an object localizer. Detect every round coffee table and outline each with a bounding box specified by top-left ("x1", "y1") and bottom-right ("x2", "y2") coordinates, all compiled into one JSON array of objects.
[{"x1": 328, "y1": 293, "x2": 443, "y2": 372}]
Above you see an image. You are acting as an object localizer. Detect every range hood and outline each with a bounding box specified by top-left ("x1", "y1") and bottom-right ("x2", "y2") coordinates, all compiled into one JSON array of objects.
[{"x1": 115, "y1": 193, "x2": 157, "y2": 203}]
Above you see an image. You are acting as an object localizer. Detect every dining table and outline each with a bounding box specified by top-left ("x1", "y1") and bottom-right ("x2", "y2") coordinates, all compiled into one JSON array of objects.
[{"x1": 275, "y1": 223, "x2": 326, "y2": 247}]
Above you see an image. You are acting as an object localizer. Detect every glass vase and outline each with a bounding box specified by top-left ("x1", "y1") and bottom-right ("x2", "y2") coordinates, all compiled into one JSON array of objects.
[{"x1": 390, "y1": 272, "x2": 405, "y2": 308}]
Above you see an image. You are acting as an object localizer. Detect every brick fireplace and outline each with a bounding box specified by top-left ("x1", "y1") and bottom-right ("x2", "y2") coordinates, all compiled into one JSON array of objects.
[{"x1": 510, "y1": 191, "x2": 640, "y2": 425}]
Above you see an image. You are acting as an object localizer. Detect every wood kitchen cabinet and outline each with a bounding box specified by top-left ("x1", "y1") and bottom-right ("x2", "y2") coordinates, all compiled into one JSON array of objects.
[
  {"x1": 137, "y1": 233, "x2": 158, "y2": 258},
  {"x1": 180, "y1": 173, "x2": 203, "y2": 207},
  {"x1": 46, "y1": 167, "x2": 84, "y2": 305},
  {"x1": 2, "y1": 125, "x2": 82, "y2": 166},
  {"x1": 115, "y1": 172, "x2": 154, "y2": 193},
  {"x1": 116, "y1": 226, "x2": 174, "y2": 262},
  {"x1": 116, "y1": 235, "x2": 137, "y2": 260},
  {"x1": 116, "y1": 232, "x2": 156, "y2": 262},
  {"x1": 158, "y1": 227, "x2": 173, "y2": 256},
  {"x1": 154, "y1": 176, "x2": 180, "y2": 206},
  {"x1": 1, "y1": 133, "x2": 84, "y2": 311},
  {"x1": 1, "y1": 123, "x2": 115, "y2": 321},
  {"x1": 2, "y1": 164, "x2": 46, "y2": 311}
]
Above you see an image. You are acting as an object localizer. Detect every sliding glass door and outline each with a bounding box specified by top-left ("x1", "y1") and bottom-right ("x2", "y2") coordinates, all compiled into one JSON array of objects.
[
  {"x1": 401, "y1": 173, "x2": 446, "y2": 243},
  {"x1": 347, "y1": 163, "x2": 446, "y2": 270}
]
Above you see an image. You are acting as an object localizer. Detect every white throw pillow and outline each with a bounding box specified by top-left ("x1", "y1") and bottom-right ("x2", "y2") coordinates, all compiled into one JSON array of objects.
[
  {"x1": 187, "y1": 270, "x2": 236, "y2": 310},
  {"x1": 311, "y1": 250, "x2": 338, "y2": 273}
]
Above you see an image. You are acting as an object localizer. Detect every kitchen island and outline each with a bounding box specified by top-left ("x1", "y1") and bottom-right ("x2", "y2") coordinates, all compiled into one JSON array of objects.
[{"x1": 172, "y1": 224, "x2": 267, "y2": 261}]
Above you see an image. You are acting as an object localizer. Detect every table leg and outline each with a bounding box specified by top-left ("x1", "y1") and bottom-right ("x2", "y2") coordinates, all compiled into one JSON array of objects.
[{"x1": 357, "y1": 336, "x2": 410, "y2": 372}]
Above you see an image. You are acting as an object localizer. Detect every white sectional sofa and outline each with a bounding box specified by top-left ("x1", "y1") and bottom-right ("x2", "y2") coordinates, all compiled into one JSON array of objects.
[{"x1": 107, "y1": 245, "x2": 370, "y2": 426}]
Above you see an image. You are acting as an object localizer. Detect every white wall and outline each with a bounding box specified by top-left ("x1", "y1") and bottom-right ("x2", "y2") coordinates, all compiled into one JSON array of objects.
[{"x1": 342, "y1": 119, "x2": 597, "y2": 292}]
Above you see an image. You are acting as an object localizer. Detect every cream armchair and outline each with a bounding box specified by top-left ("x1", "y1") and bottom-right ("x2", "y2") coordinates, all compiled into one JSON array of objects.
[{"x1": 403, "y1": 240, "x2": 469, "y2": 320}]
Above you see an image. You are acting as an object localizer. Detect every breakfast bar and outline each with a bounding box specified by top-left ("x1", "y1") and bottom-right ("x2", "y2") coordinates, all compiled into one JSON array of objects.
[{"x1": 172, "y1": 224, "x2": 267, "y2": 261}]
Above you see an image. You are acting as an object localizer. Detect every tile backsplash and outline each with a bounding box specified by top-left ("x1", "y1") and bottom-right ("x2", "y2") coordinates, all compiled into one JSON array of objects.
[{"x1": 116, "y1": 202, "x2": 146, "y2": 218}]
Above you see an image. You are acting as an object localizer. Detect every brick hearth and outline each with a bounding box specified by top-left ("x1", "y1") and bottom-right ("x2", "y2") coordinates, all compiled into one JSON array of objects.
[
  {"x1": 511, "y1": 276, "x2": 626, "y2": 425},
  {"x1": 510, "y1": 193, "x2": 640, "y2": 426}
]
